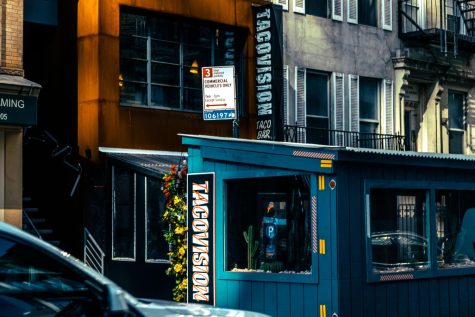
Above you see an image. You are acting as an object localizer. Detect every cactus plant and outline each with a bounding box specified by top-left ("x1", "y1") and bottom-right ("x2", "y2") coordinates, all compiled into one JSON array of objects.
[
  {"x1": 260, "y1": 261, "x2": 285, "y2": 273},
  {"x1": 243, "y1": 225, "x2": 259, "y2": 269}
]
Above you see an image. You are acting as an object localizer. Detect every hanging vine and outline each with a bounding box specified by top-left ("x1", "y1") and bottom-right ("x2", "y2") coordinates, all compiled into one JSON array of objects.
[{"x1": 162, "y1": 162, "x2": 188, "y2": 302}]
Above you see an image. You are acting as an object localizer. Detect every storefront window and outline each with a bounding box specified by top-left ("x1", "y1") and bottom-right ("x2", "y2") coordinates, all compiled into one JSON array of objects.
[
  {"x1": 226, "y1": 175, "x2": 311, "y2": 274},
  {"x1": 369, "y1": 188, "x2": 429, "y2": 274},
  {"x1": 436, "y1": 190, "x2": 475, "y2": 268}
]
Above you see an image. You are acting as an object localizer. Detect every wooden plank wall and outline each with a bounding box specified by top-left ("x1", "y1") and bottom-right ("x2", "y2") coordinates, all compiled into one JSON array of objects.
[
  {"x1": 337, "y1": 161, "x2": 475, "y2": 317},
  {"x1": 217, "y1": 280, "x2": 318, "y2": 316}
]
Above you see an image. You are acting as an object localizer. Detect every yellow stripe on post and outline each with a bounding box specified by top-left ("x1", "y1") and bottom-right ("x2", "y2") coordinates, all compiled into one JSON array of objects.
[
  {"x1": 320, "y1": 159, "x2": 332, "y2": 168},
  {"x1": 319, "y1": 239, "x2": 326, "y2": 254},
  {"x1": 320, "y1": 304, "x2": 327, "y2": 317},
  {"x1": 318, "y1": 175, "x2": 325, "y2": 190}
]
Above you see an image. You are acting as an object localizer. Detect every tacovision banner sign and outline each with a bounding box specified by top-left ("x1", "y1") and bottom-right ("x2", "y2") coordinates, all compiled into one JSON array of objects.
[
  {"x1": 253, "y1": 4, "x2": 283, "y2": 141},
  {"x1": 187, "y1": 173, "x2": 215, "y2": 305}
]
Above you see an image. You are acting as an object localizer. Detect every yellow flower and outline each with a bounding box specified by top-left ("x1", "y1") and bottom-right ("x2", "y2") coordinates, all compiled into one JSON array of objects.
[
  {"x1": 163, "y1": 211, "x2": 168, "y2": 218},
  {"x1": 179, "y1": 247, "x2": 186, "y2": 256},
  {"x1": 174, "y1": 263, "x2": 182, "y2": 273},
  {"x1": 175, "y1": 226, "x2": 184, "y2": 235}
]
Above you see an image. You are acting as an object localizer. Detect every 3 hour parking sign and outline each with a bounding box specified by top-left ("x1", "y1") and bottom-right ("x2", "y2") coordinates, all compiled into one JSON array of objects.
[{"x1": 202, "y1": 66, "x2": 236, "y2": 120}]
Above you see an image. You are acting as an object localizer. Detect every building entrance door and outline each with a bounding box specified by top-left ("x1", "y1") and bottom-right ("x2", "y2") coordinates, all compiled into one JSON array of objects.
[{"x1": 106, "y1": 163, "x2": 174, "y2": 299}]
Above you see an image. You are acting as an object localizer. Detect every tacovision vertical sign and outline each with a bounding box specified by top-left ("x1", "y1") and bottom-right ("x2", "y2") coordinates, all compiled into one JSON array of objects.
[
  {"x1": 253, "y1": 4, "x2": 283, "y2": 141},
  {"x1": 187, "y1": 173, "x2": 215, "y2": 305}
]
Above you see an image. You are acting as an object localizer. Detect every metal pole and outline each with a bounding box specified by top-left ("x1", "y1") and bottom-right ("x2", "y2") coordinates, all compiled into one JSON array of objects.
[{"x1": 233, "y1": 71, "x2": 240, "y2": 138}]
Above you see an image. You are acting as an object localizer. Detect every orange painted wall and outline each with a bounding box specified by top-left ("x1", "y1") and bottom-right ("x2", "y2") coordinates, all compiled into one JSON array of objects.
[{"x1": 78, "y1": 0, "x2": 267, "y2": 161}]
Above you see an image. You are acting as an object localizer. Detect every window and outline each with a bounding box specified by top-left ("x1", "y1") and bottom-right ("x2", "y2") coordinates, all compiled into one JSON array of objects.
[
  {"x1": 369, "y1": 189, "x2": 429, "y2": 274},
  {"x1": 448, "y1": 90, "x2": 465, "y2": 154},
  {"x1": 367, "y1": 185, "x2": 475, "y2": 280},
  {"x1": 112, "y1": 166, "x2": 136, "y2": 260},
  {"x1": 306, "y1": 71, "x2": 329, "y2": 144},
  {"x1": 359, "y1": 0, "x2": 377, "y2": 26},
  {"x1": 402, "y1": 0, "x2": 419, "y2": 32},
  {"x1": 226, "y1": 175, "x2": 311, "y2": 274},
  {"x1": 145, "y1": 176, "x2": 169, "y2": 262},
  {"x1": 120, "y1": 10, "x2": 245, "y2": 111},
  {"x1": 359, "y1": 77, "x2": 379, "y2": 134},
  {"x1": 436, "y1": 190, "x2": 475, "y2": 268},
  {"x1": 306, "y1": 0, "x2": 328, "y2": 17}
]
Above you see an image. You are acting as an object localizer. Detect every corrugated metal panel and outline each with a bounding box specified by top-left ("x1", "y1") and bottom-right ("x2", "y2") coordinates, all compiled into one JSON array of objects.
[
  {"x1": 181, "y1": 134, "x2": 475, "y2": 163},
  {"x1": 344, "y1": 147, "x2": 475, "y2": 162},
  {"x1": 100, "y1": 148, "x2": 187, "y2": 174}
]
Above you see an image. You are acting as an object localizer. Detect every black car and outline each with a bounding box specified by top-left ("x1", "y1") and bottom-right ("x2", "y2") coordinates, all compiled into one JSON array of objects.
[{"x1": 0, "y1": 221, "x2": 269, "y2": 317}]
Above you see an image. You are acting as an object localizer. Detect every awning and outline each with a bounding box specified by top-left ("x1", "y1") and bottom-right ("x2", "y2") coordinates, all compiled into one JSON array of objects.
[{"x1": 99, "y1": 147, "x2": 187, "y2": 175}]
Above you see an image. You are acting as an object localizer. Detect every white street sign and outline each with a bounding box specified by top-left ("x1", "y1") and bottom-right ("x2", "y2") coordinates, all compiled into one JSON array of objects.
[{"x1": 202, "y1": 66, "x2": 236, "y2": 120}]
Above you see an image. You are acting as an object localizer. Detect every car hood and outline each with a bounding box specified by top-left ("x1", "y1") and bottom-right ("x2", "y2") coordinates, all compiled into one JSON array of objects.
[{"x1": 136, "y1": 299, "x2": 269, "y2": 317}]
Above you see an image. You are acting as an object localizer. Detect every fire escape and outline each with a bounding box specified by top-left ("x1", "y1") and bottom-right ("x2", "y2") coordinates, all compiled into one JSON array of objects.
[{"x1": 400, "y1": 0, "x2": 475, "y2": 55}]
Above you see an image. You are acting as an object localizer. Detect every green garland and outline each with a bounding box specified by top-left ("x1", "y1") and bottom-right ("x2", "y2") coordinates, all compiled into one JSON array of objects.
[{"x1": 162, "y1": 163, "x2": 188, "y2": 302}]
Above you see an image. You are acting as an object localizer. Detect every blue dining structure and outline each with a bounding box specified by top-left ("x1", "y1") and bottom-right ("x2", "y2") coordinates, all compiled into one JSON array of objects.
[{"x1": 182, "y1": 134, "x2": 475, "y2": 317}]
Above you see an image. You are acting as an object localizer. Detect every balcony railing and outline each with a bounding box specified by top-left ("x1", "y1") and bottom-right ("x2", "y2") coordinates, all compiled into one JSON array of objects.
[
  {"x1": 399, "y1": 0, "x2": 475, "y2": 53},
  {"x1": 283, "y1": 125, "x2": 406, "y2": 151}
]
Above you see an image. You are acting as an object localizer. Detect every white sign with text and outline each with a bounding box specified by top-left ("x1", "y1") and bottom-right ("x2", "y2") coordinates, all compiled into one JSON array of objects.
[{"x1": 202, "y1": 66, "x2": 236, "y2": 120}]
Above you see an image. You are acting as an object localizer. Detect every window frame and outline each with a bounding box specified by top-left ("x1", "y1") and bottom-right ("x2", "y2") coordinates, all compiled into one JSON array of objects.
[
  {"x1": 305, "y1": 0, "x2": 329, "y2": 18},
  {"x1": 306, "y1": 70, "x2": 330, "y2": 129},
  {"x1": 119, "y1": 8, "x2": 246, "y2": 113},
  {"x1": 111, "y1": 165, "x2": 137, "y2": 262},
  {"x1": 365, "y1": 180, "x2": 475, "y2": 283},
  {"x1": 217, "y1": 170, "x2": 319, "y2": 284},
  {"x1": 448, "y1": 90, "x2": 466, "y2": 154},
  {"x1": 359, "y1": 76, "x2": 380, "y2": 134}
]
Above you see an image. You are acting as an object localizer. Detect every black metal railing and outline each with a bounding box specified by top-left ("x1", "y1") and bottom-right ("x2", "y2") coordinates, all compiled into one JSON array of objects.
[
  {"x1": 399, "y1": 0, "x2": 475, "y2": 52},
  {"x1": 283, "y1": 125, "x2": 406, "y2": 151}
]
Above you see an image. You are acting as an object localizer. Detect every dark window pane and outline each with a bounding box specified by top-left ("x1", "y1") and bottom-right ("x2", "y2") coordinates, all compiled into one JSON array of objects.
[
  {"x1": 306, "y1": 0, "x2": 327, "y2": 17},
  {"x1": 226, "y1": 175, "x2": 311, "y2": 274},
  {"x1": 151, "y1": 40, "x2": 180, "y2": 64},
  {"x1": 150, "y1": 17, "x2": 179, "y2": 41},
  {"x1": 120, "y1": 36, "x2": 147, "y2": 60},
  {"x1": 151, "y1": 63, "x2": 180, "y2": 86},
  {"x1": 112, "y1": 167, "x2": 135, "y2": 260},
  {"x1": 448, "y1": 91, "x2": 464, "y2": 130},
  {"x1": 146, "y1": 177, "x2": 169, "y2": 262},
  {"x1": 306, "y1": 72, "x2": 328, "y2": 117},
  {"x1": 215, "y1": 29, "x2": 245, "y2": 66},
  {"x1": 183, "y1": 23, "x2": 211, "y2": 46},
  {"x1": 183, "y1": 88, "x2": 202, "y2": 111},
  {"x1": 120, "y1": 13, "x2": 147, "y2": 36},
  {"x1": 370, "y1": 189, "x2": 429, "y2": 273},
  {"x1": 436, "y1": 190, "x2": 475, "y2": 268},
  {"x1": 449, "y1": 130, "x2": 464, "y2": 154},
  {"x1": 360, "y1": 77, "x2": 378, "y2": 120},
  {"x1": 183, "y1": 45, "x2": 211, "y2": 67},
  {"x1": 359, "y1": 0, "x2": 377, "y2": 26},
  {"x1": 120, "y1": 59, "x2": 147, "y2": 82},
  {"x1": 120, "y1": 81, "x2": 147, "y2": 106},
  {"x1": 360, "y1": 121, "x2": 378, "y2": 134},
  {"x1": 184, "y1": 67, "x2": 202, "y2": 89},
  {"x1": 307, "y1": 117, "x2": 329, "y2": 145},
  {"x1": 151, "y1": 85, "x2": 180, "y2": 108}
]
